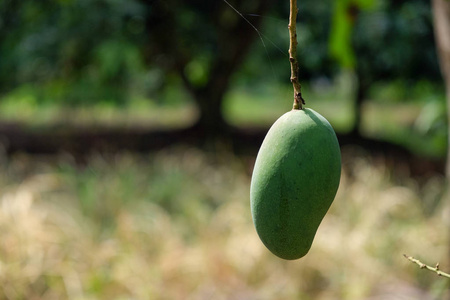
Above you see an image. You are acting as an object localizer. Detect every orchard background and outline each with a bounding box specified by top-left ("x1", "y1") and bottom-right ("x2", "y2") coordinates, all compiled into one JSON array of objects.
[{"x1": 0, "y1": 0, "x2": 449, "y2": 299}]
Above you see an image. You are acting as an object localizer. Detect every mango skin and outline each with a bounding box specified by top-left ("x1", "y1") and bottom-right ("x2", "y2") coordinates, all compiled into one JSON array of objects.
[{"x1": 250, "y1": 108, "x2": 341, "y2": 260}]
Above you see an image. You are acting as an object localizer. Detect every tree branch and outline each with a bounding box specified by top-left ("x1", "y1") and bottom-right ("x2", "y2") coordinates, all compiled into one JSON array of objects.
[{"x1": 403, "y1": 254, "x2": 450, "y2": 279}]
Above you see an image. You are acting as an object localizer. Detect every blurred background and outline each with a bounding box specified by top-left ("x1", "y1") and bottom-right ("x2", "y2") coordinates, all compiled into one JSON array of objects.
[{"x1": 1, "y1": 0, "x2": 450, "y2": 299}]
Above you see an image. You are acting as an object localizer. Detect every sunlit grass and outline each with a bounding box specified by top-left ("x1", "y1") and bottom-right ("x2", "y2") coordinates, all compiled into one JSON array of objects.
[
  {"x1": 362, "y1": 101, "x2": 447, "y2": 158},
  {"x1": 225, "y1": 77, "x2": 447, "y2": 158},
  {"x1": 0, "y1": 77, "x2": 447, "y2": 157},
  {"x1": 0, "y1": 95, "x2": 197, "y2": 129},
  {"x1": 0, "y1": 148, "x2": 449, "y2": 299}
]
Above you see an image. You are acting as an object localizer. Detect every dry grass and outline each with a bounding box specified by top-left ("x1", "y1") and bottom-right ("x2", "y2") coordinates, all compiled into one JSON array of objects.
[{"x1": 0, "y1": 147, "x2": 449, "y2": 299}]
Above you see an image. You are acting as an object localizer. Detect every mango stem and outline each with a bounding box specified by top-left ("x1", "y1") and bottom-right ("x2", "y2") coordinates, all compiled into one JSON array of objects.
[{"x1": 289, "y1": 0, "x2": 304, "y2": 110}]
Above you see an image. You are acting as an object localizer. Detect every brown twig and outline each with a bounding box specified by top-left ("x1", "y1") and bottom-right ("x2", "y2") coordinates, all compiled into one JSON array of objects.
[
  {"x1": 288, "y1": 0, "x2": 304, "y2": 110},
  {"x1": 403, "y1": 254, "x2": 450, "y2": 279}
]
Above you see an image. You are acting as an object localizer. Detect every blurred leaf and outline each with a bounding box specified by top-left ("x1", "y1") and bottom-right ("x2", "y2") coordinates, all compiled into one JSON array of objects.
[
  {"x1": 94, "y1": 40, "x2": 143, "y2": 80},
  {"x1": 329, "y1": 0, "x2": 375, "y2": 69},
  {"x1": 329, "y1": 0, "x2": 356, "y2": 69},
  {"x1": 184, "y1": 56, "x2": 210, "y2": 88}
]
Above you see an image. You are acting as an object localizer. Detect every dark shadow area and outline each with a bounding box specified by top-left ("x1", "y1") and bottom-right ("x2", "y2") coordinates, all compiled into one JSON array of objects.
[{"x1": 0, "y1": 122, "x2": 444, "y2": 178}]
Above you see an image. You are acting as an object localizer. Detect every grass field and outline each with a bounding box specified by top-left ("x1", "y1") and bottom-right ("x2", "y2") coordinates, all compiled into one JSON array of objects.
[{"x1": 0, "y1": 147, "x2": 449, "y2": 299}]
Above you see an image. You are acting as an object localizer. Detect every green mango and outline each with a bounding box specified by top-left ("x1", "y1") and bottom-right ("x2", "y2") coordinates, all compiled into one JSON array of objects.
[{"x1": 250, "y1": 108, "x2": 341, "y2": 260}]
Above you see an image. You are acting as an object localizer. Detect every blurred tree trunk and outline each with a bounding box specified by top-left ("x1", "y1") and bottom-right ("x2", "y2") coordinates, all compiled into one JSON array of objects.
[
  {"x1": 352, "y1": 67, "x2": 370, "y2": 137},
  {"x1": 431, "y1": 0, "x2": 450, "y2": 177},
  {"x1": 183, "y1": 10, "x2": 269, "y2": 137},
  {"x1": 143, "y1": 0, "x2": 274, "y2": 138}
]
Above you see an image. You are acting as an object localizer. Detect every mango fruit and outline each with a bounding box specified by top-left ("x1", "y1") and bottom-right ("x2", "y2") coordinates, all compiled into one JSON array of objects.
[{"x1": 250, "y1": 108, "x2": 341, "y2": 260}]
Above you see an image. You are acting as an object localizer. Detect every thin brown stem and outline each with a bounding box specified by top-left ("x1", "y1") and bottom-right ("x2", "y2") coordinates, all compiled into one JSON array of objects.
[
  {"x1": 289, "y1": 0, "x2": 304, "y2": 110},
  {"x1": 403, "y1": 254, "x2": 450, "y2": 279}
]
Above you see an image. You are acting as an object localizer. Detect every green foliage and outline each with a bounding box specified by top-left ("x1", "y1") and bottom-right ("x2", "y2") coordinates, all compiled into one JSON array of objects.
[
  {"x1": 0, "y1": 0, "x2": 148, "y2": 105},
  {"x1": 0, "y1": 0, "x2": 444, "y2": 104},
  {"x1": 352, "y1": 0, "x2": 440, "y2": 81},
  {"x1": 238, "y1": 0, "x2": 338, "y2": 82},
  {"x1": 328, "y1": 0, "x2": 440, "y2": 84},
  {"x1": 0, "y1": 0, "x2": 446, "y2": 144}
]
